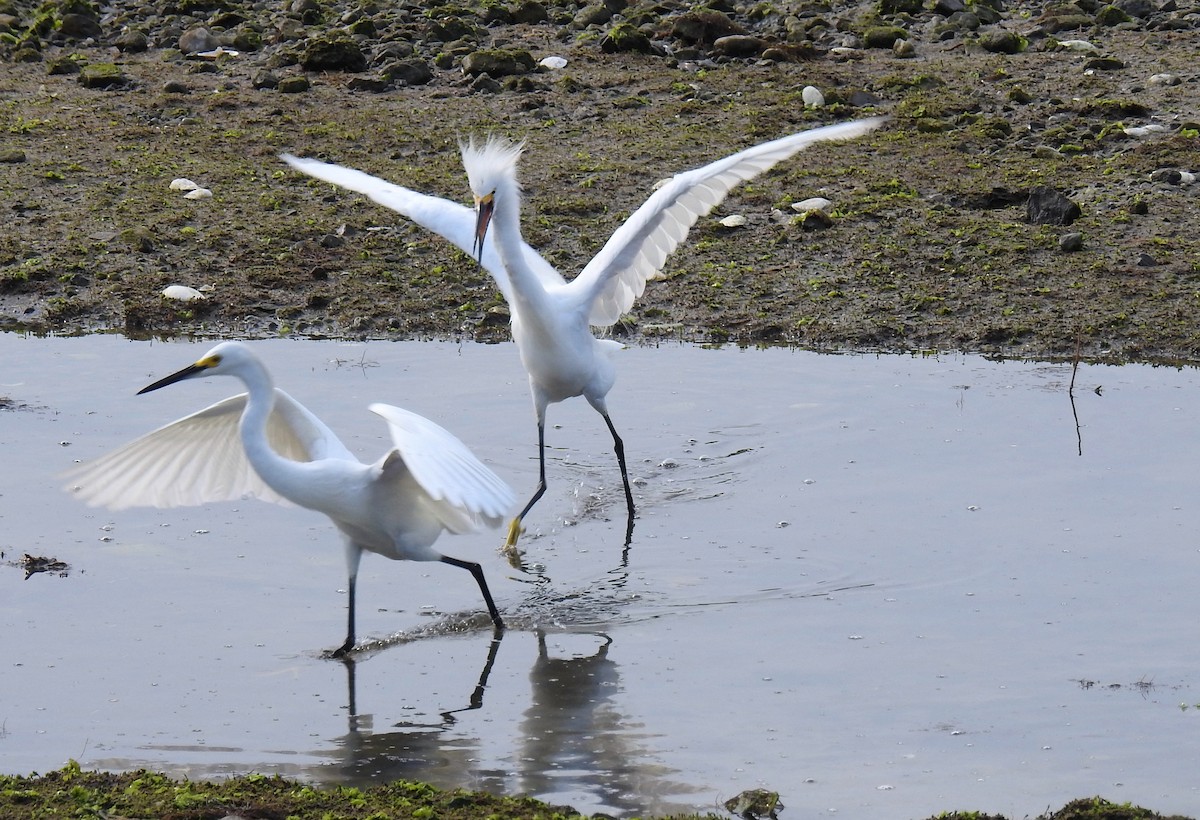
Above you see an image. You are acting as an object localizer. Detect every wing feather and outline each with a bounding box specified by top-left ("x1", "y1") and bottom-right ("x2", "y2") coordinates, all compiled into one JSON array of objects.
[
  {"x1": 62, "y1": 389, "x2": 350, "y2": 510},
  {"x1": 369, "y1": 403, "x2": 514, "y2": 534},
  {"x1": 574, "y1": 117, "x2": 888, "y2": 326},
  {"x1": 281, "y1": 153, "x2": 566, "y2": 303}
]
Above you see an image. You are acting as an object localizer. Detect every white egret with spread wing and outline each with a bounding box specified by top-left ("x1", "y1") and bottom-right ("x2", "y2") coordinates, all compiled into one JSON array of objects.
[
  {"x1": 63, "y1": 341, "x2": 514, "y2": 655},
  {"x1": 282, "y1": 116, "x2": 886, "y2": 549}
]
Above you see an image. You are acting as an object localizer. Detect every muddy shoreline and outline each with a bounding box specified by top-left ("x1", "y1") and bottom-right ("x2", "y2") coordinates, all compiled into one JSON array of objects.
[
  {"x1": 0, "y1": 764, "x2": 1195, "y2": 819},
  {"x1": 2, "y1": 0, "x2": 1199, "y2": 362}
]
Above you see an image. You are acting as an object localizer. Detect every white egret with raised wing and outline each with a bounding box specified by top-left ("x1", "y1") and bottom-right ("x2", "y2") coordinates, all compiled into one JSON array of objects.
[
  {"x1": 281, "y1": 116, "x2": 886, "y2": 550},
  {"x1": 62, "y1": 341, "x2": 514, "y2": 656}
]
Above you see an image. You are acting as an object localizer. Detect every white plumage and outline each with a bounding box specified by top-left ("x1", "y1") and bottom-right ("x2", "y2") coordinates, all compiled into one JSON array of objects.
[
  {"x1": 63, "y1": 341, "x2": 514, "y2": 655},
  {"x1": 281, "y1": 116, "x2": 886, "y2": 549}
]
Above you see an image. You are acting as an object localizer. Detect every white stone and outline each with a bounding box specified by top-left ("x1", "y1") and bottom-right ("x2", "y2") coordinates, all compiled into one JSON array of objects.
[
  {"x1": 161, "y1": 285, "x2": 206, "y2": 301},
  {"x1": 828, "y1": 46, "x2": 863, "y2": 59},
  {"x1": 539, "y1": 55, "x2": 568, "y2": 69},
  {"x1": 1149, "y1": 73, "x2": 1181, "y2": 86},
  {"x1": 718, "y1": 214, "x2": 747, "y2": 228},
  {"x1": 792, "y1": 197, "x2": 832, "y2": 212},
  {"x1": 195, "y1": 46, "x2": 240, "y2": 59},
  {"x1": 183, "y1": 187, "x2": 213, "y2": 199},
  {"x1": 801, "y1": 85, "x2": 824, "y2": 107},
  {"x1": 169, "y1": 178, "x2": 199, "y2": 191},
  {"x1": 1123, "y1": 124, "x2": 1168, "y2": 138}
]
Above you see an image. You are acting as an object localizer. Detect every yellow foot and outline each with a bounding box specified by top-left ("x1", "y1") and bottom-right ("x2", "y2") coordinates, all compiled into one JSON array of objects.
[
  {"x1": 501, "y1": 518, "x2": 525, "y2": 568},
  {"x1": 505, "y1": 517, "x2": 524, "y2": 548}
]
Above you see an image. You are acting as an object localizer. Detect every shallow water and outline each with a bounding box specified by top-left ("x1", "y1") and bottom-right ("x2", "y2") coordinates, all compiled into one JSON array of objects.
[{"x1": 2, "y1": 334, "x2": 1199, "y2": 817}]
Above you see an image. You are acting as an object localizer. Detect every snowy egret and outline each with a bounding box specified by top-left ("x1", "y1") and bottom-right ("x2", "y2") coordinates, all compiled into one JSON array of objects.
[
  {"x1": 281, "y1": 116, "x2": 885, "y2": 548},
  {"x1": 62, "y1": 342, "x2": 515, "y2": 656}
]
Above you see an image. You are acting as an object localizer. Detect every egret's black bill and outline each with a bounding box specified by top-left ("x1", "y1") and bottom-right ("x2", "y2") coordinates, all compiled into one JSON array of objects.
[
  {"x1": 473, "y1": 197, "x2": 495, "y2": 264},
  {"x1": 139, "y1": 363, "x2": 206, "y2": 394}
]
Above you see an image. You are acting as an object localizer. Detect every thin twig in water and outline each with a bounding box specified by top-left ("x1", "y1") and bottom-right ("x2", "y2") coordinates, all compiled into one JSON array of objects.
[
  {"x1": 330, "y1": 347, "x2": 380, "y2": 376},
  {"x1": 1069, "y1": 337, "x2": 1080, "y2": 396},
  {"x1": 1068, "y1": 336, "x2": 1083, "y2": 456}
]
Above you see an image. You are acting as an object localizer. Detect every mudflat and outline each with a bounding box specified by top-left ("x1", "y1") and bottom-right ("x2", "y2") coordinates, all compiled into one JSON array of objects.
[{"x1": 1, "y1": 0, "x2": 1197, "y2": 362}]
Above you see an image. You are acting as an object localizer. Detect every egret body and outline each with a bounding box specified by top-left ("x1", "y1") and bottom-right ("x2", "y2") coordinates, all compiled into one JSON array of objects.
[
  {"x1": 63, "y1": 342, "x2": 515, "y2": 655},
  {"x1": 281, "y1": 117, "x2": 885, "y2": 548}
]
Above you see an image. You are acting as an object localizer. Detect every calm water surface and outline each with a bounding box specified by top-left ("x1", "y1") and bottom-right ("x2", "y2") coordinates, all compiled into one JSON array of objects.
[{"x1": 2, "y1": 334, "x2": 1198, "y2": 817}]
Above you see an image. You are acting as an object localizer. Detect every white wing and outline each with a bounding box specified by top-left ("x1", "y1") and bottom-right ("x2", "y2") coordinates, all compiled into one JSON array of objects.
[
  {"x1": 574, "y1": 117, "x2": 888, "y2": 326},
  {"x1": 62, "y1": 389, "x2": 354, "y2": 510},
  {"x1": 280, "y1": 153, "x2": 565, "y2": 303},
  {"x1": 370, "y1": 403, "x2": 514, "y2": 534}
]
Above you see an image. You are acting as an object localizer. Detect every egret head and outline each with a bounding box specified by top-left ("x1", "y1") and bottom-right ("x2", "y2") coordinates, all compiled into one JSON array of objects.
[
  {"x1": 460, "y1": 135, "x2": 524, "y2": 199},
  {"x1": 461, "y1": 136, "x2": 524, "y2": 262},
  {"x1": 138, "y1": 341, "x2": 250, "y2": 394}
]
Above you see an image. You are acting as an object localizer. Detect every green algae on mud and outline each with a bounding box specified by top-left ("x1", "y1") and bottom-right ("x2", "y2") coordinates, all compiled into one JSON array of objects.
[
  {"x1": 0, "y1": 764, "x2": 1194, "y2": 820},
  {"x1": 0, "y1": 762, "x2": 595, "y2": 820}
]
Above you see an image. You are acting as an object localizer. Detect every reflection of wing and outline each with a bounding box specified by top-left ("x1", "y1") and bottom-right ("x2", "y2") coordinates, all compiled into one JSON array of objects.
[
  {"x1": 62, "y1": 389, "x2": 353, "y2": 510},
  {"x1": 280, "y1": 153, "x2": 565, "y2": 304},
  {"x1": 573, "y1": 117, "x2": 888, "y2": 326},
  {"x1": 370, "y1": 403, "x2": 515, "y2": 534}
]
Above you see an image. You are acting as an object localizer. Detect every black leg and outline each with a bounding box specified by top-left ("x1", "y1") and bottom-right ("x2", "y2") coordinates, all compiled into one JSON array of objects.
[
  {"x1": 602, "y1": 412, "x2": 636, "y2": 544},
  {"x1": 441, "y1": 555, "x2": 505, "y2": 630},
  {"x1": 341, "y1": 655, "x2": 358, "y2": 719},
  {"x1": 506, "y1": 420, "x2": 547, "y2": 548},
  {"x1": 441, "y1": 630, "x2": 504, "y2": 722},
  {"x1": 331, "y1": 574, "x2": 356, "y2": 658}
]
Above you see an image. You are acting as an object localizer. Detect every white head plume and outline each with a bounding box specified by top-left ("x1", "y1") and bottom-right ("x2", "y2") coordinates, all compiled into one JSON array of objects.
[{"x1": 460, "y1": 135, "x2": 525, "y2": 198}]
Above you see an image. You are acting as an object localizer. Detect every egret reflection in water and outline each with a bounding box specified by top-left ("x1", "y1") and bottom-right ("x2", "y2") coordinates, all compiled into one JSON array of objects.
[
  {"x1": 519, "y1": 631, "x2": 674, "y2": 815},
  {"x1": 313, "y1": 627, "x2": 700, "y2": 816},
  {"x1": 323, "y1": 634, "x2": 504, "y2": 789}
]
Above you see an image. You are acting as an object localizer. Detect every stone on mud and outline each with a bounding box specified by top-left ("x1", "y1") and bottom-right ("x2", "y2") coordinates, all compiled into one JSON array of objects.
[
  {"x1": 461, "y1": 48, "x2": 535, "y2": 76},
  {"x1": 178, "y1": 26, "x2": 218, "y2": 54},
  {"x1": 713, "y1": 34, "x2": 765, "y2": 57},
  {"x1": 59, "y1": 12, "x2": 102, "y2": 39},
  {"x1": 300, "y1": 36, "x2": 367, "y2": 72},
  {"x1": 381, "y1": 58, "x2": 434, "y2": 86},
  {"x1": 1026, "y1": 186, "x2": 1082, "y2": 226},
  {"x1": 670, "y1": 10, "x2": 745, "y2": 44},
  {"x1": 77, "y1": 63, "x2": 128, "y2": 89},
  {"x1": 599, "y1": 22, "x2": 655, "y2": 53}
]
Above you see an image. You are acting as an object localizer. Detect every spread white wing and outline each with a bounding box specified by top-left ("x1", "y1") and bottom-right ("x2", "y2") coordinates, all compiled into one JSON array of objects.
[
  {"x1": 370, "y1": 403, "x2": 514, "y2": 535},
  {"x1": 282, "y1": 117, "x2": 885, "y2": 329},
  {"x1": 62, "y1": 389, "x2": 354, "y2": 510},
  {"x1": 573, "y1": 117, "x2": 888, "y2": 326},
  {"x1": 280, "y1": 153, "x2": 564, "y2": 304}
]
